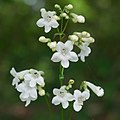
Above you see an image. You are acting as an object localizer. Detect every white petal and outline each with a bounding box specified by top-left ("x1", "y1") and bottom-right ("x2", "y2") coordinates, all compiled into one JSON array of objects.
[
  {"x1": 12, "y1": 77, "x2": 20, "y2": 86},
  {"x1": 30, "y1": 89, "x2": 37, "y2": 98},
  {"x1": 62, "y1": 100, "x2": 69, "y2": 109},
  {"x1": 36, "y1": 77, "x2": 45, "y2": 87},
  {"x1": 65, "y1": 93, "x2": 74, "y2": 101},
  {"x1": 69, "y1": 52, "x2": 78, "y2": 62},
  {"x1": 25, "y1": 99, "x2": 31, "y2": 107},
  {"x1": 82, "y1": 89, "x2": 90, "y2": 100},
  {"x1": 53, "y1": 88, "x2": 60, "y2": 95},
  {"x1": 24, "y1": 74, "x2": 31, "y2": 81},
  {"x1": 73, "y1": 101, "x2": 82, "y2": 112},
  {"x1": 30, "y1": 80, "x2": 36, "y2": 87},
  {"x1": 45, "y1": 25, "x2": 51, "y2": 33},
  {"x1": 78, "y1": 53, "x2": 85, "y2": 62},
  {"x1": 74, "y1": 90, "x2": 82, "y2": 99},
  {"x1": 17, "y1": 70, "x2": 29, "y2": 79},
  {"x1": 65, "y1": 41, "x2": 73, "y2": 51},
  {"x1": 56, "y1": 42, "x2": 65, "y2": 52},
  {"x1": 41, "y1": 8, "x2": 46, "y2": 18},
  {"x1": 16, "y1": 82, "x2": 25, "y2": 92},
  {"x1": 36, "y1": 18, "x2": 45, "y2": 27},
  {"x1": 51, "y1": 52, "x2": 61, "y2": 62},
  {"x1": 85, "y1": 81, "x2": 104, "y2": 97},
  {"x1": 61, "y1": 60, "x2": 69, "y2": 68},
  {"x1": 10, "y1": 67, "x2": 17, "y2": 77},
  {"x1": 52, "y1": 96, "x2": 60, "y2": 105},
  {"x1": 20, "y1": 92, "x2": 29, "y2": 99},
  {"x1": 50, "y1": 19, "x2": 59, "y2": 28}
]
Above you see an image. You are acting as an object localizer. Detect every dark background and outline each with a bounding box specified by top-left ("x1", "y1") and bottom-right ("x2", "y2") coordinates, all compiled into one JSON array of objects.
[{"x1": 0, "y1": 0, "x2": 120, "y2": 120}]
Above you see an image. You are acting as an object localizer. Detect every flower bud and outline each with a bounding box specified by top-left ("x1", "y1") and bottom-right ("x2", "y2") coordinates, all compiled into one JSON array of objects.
[
  {"x1": 54, "y1": 15, "x2": 60, "y2": 20},
  {"x1": 77, "y1": 15, "x2": 85, "y2": 23},
  {"x1": 47, "y1": 41, "x2": 57, "y2": 51},
  {"x1": 60, "y1": 13, "x2": 68, "y2": 17},
  {"x1": 81, "y1": 31, "x2": 90, "y2": 37},
  {"x1": 38, "y1": 86, "x2": 45, "y2": 96},
  {"x1": 69, "y1": 35, "x2": 79, "y2": 42},
  {"x1": 65, "y1": 4, "x2": 73, "y2": 10},
  {"x1": 69, "y1": 79, "x2": 75, "y2": 85},
  {"x1": 73, "y1": 32, "x2": 82, "y2": 37},
  {"x1": 39, "y1": 36, "x2": 51, "y2": 43},
  {"x1": 71, "y1": 13, "x2": 85, "y2": 23},
  {"x1": 55, "y1": 4, "x2": 61, "y2": 9}
]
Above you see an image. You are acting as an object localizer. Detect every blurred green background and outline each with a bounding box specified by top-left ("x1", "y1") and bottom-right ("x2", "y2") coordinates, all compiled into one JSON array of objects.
[{"x1": 0, "y1": 0, "x2": 120, "y2": 120}]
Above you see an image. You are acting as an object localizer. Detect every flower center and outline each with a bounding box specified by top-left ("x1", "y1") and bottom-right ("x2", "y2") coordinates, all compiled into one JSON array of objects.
[
  {"x1": 78, "y1": 96, "x2": 84, "y2": 103},
  {"x1": 59, "y1": 91, "x2": 65, "y2": 98},
  {"x1": 46, "y1": 15, "x2": 52, "y2": 22},
  {"x1": 61, "y1": 48, "x2": 67, "y2": 56}
]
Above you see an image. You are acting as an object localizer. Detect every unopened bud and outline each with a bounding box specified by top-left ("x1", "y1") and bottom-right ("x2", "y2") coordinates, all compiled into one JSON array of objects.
[
  {"x1": 69, "y1": 79, "x2": 75, "y2": 85},
  {"x1": 69, "y1": 35, "x2": 78, "y2": 42},
  {"x1": 39, "y1": 36, "x2": 51, "y2": 43},
  {"x1": 60, "y1": 13, "x2": 68, "y2": 17},
  {"x1": 81, "y1": 31, "x2": 90, "y2": 37},
  {"x1": 65, "y1": 4, "x2": 73, "y2": 10},
  {"x1": 47, "y1": 41, "x2": 57, "y2": 51},
  {"x1": 77, "y1": 15, "x2": 85, "y2": 23},
  {"x1": 54, "y1": 15, "x2": 60, "y2": 20},
  {"x1": 38, "y1": 86, "x2": 45, "y2": 96},
  {"x1": 55, "y1": 4, "x2": 61, "y2": 9}
]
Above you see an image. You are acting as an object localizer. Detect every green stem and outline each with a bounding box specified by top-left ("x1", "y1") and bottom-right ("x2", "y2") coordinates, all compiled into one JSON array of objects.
[
  {"x1": 44, "y1": 95, "x2": 54, "y2": 120},
  {"x1": 61, "y1": 17, "x2": 63, "y2": 33},
  {"x1": 62, "y1": 20, "x2": 69, "y2": 34},
  {"x1": 59, "y1": 65, "x2": 64, "y2": 86},
  {"x1": 61, "y1": 108, "x2": 64, "y2": 120},
  {"x1": 69, "y1": 108, "x2": 72, "y2": 120}
]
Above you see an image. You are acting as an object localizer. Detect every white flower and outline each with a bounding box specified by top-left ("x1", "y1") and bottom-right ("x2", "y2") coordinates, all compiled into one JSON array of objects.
[
  {"x1": 78, "y1": 43, "x2": 91, "y2": 62},
  {"x1": 10, "y1": 67, "x2": 29, "y2": 87},
  {"x1": 24, "y1": 69, "x2": 45, "y2": 88},
  {"x1": 39, "y1": 36, "x2": 51, "y2": 43},
  {"x1": 47, "y1": 41, "x2": 57, "y2": 51},
  {"x1": 52, "y1": 86, "x2": 74, "y2": 109},
  {"x1": 71, "y1": 13, "x2": 85, "y2": 23},
  {"x1": 84, "y1": 81, "x2": 104, "y2": 97},
  {"x1": 73, "y1": 89, "x2": 90, "y2": 112},
  {"x1": 51, "y1": 41, "x2": 78, "y2": 68},
  {"x1": 16, "y1": 80, "x2": 37, "y2": 107},
  {"x1": 36, "y1": 8, "x2": 59, "y2": 33}
]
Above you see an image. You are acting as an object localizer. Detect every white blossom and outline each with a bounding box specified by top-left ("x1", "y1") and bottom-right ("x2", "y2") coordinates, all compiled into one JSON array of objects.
[
  {"x1": 78, "y1": 43, "x2": 91, "y2": 62},
  {"x1": 51, "y1": 41, "x2": 78, "y2": 68},
  {"x1": 36, "y1": 8, "x2": 59, "y2": 33},
  {"x1": 84, "y1": 81, "x2": 104, "y2": 97},
  {"x1": 73, "y1": 89, "x2": 90, "y2": 112},
  {"x1": 10, "y1": 67, "x2": 29, "y2": 87},
  {"x1": 16, "y1": 79, "x2": 37, "y2": 107},
  {"x1": 24, "y1": 69, "x2": 45, "y2": 88},
  {"x1": 52, "y1": 86, "x2": 74, "y2": 109},
  {"x1": 71, "y1": 13, "x2": 85, "y2": 23}
]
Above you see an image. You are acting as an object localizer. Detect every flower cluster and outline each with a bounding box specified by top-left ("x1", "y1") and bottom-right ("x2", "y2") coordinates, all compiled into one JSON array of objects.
[
  {"x1": 10, "y1": 68, "x2": 45, "y2": 106},
  {"x1": 10, "y1": 3, "x2": 104, "y2": 117},
  {"x1": 52, "y1": 80, "x2": 104, "y2": 112},
  {"x1": 37, "y1": 4, "x2": 95, "y2": 68}
]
